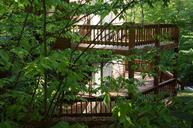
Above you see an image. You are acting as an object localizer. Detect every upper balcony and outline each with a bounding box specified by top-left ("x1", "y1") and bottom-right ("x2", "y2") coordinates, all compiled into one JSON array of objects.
[{"x1": 67, "y1": 23, "x2": 179, "y2": 54}]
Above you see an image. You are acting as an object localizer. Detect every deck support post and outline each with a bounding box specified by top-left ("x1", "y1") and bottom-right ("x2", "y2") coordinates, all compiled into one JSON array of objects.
[
  {"x1": 153, "y1": 48, "x2": 160, "y2": 94},
  {"x1": 128, "y1": 26, "x2": 135, "y2": 79},
  {"x1": 174, "y1": 27, "x2": 181, "y2": 90},
  {"x1": 128, "y1": 60, "x2": 134, "y2": 79},
  {"x1": 154, "y1": 26, "x2": 161, "y2": 88},
  {"x1": 153, "y1": 53, "x2": 160, "y2": 87},
  {"x1": 173, "y1": 47, "x2": 179, "y2": 94},
  {"x1": 59, "y1": 103, "x2": 63, "y2": 116}
]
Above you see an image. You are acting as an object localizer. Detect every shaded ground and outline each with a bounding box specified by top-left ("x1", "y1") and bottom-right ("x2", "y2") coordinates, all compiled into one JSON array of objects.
[{"x1": 169, "y1": 90, "x2": 193, "y2": 128}]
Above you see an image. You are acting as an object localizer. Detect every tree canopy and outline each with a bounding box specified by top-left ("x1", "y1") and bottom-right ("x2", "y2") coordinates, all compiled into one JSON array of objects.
[{"x1": 0, "y1": 0, "x2": 193, "y2": 128}]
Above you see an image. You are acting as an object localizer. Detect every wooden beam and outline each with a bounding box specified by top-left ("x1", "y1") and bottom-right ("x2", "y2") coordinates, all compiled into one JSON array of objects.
[
  {"x1": 154, "y1": 25, "x2": 161, "y2": 87},
  {"x1": 127, "y1": 27, "x2": 135, "y2": 79}
]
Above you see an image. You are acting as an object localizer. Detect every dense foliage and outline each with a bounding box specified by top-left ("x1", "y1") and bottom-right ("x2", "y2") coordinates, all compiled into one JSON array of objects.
[
  {"x1": 0, "y1": 0, "x2": 192, "y2": 128},
  {"x1": 125, "y1": 0, "x2": 193, "y2": 85}
]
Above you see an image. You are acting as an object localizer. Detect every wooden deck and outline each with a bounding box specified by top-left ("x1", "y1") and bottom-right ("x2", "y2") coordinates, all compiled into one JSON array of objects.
[
  {"x1": 53, "y1": 24, "x2": 179, "y2": 55},
  {"x1": 68, "y1": 24, "x2": 179, "y2": 55},
  {"x1": 55, "y1": 72, "x2": 176, "y2": 117},
  {"x1": 52, "y1": 23, "x2": 179, "y2": 118},
  {"x1": 109, "y1": 72, "x2": 154, "y2": 96}
]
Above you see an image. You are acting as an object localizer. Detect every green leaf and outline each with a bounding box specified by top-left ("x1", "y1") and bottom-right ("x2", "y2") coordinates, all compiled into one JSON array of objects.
[
  {"x1": 51, "y1": 121, "x2": 70, "y2": 128},
  {"x1": 103, "y1": 93, "x2": 110, "y2": 107},
  {"x1": 0, "y1": 121, "x2": 16, "y2": 128},
  {"x1": 10, "y1": 47, "x2": 29, "y2": 59}
]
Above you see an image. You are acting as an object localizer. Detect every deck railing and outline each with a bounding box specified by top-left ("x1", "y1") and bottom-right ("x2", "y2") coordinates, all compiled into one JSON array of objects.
[
  {"x1": 142, "y1": 78, "x2": 176, "y2": 95},
  {"x1": 57, "y1": 77, "x2": 176, "y2": 117},
  {"x1": 72, "y1": 24, "x2": 179, "y2": 48}
]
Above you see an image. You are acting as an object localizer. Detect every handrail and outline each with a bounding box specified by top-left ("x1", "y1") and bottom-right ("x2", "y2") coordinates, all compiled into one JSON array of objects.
[
  {"x1": 57, "y1": 78, "x2": 177, "y2": 117},
  {"x1": 75, "y1": 24, "x2": 178, "y2": 28},
  {"x1": 72, "y1": 23, "x2": 179, "y2": 48},
  {"x1": 61, "y1": 79, "x2": 176, "y2": 103},
  {"x1": 142, "y1": 78, "x2": 176, "y2": 94},
  {"x1": 60, "y1": 95, "x2": 131, "y2": 103}
]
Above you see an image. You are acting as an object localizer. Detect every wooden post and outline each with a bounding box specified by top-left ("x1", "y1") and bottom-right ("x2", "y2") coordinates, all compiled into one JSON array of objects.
[
  {"x1": 59, "y1": 103, "x2": 63, "y2": 116},
  {"x1": 154, "y1": 25, "x2": 161, "y2": 87},
  {"x1": 153, "y1": 52, "x2": 160, "y2": 87},
  {"x1": 52, "y1": 38, "x2": 71, "y2": 50},
  {"x1": 128, "y1": 26, "x2": 135, "y2": 79},
  {"x1": 173, "y1": 26, "x2": 180, "y2": 92},
  {"x1": 173, "y1": 47, "x2": 180, "y2": 91},
  {"x1": 128, "y1": 61, "x2": 134, "y2": 79},
  {"x1": 173, "y1": 26, "x2": 180, "y2": 45},
  {"x1": 159, "y1": 72, "x2": 163, "y2": 83}
]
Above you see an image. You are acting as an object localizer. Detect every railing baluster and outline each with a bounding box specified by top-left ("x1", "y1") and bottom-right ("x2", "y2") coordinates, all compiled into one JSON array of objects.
[
  {"x1": 96, "y1": 28, "x2": 98, "y2": 43},
  {"x1": 105, "y1": 28, "x2": 108, "y2": 45},
  {"x1": 138, "y1": 28, "x2": 142, "y2": 43},
  {"x1": 145, "y1": 28, "x2": 147, "y2": 42},
  {"x1": 138, "y1": 28, "x2": 140, "y2": 43},
  {"x1": 120, "y1": 28, "x2": 123, "y2": 46},
  {"x1": 136, "y1": 28, "x2": 138, "y2": 43},
  {"x1": 100, "y1": 26, "x2": 103, "y2": 44},
  {"x1": 110, "y1": 100, "x2": 112, "y2": 113},
  {"x1": 143, "y1": 28, "x2": 145, "y2": 43},
  {"x1": 125, "y1": 29, "x2": 128, "y2": 46},
  {"x1": 108, "y1": 29, "x2": 111, "y2": 45},
  {"x1": 100, "y1": 101, "x2": 102, "y2": 113},
  {"x1": 90, "y1": 101, "x2": 92, "y2": 114},
  {"x1": 98, "y1": 27, "x2": 100, "y2": 44},
  {"x1": 76, "y1": 102, "x2": 77, "y2": 114},
  {"x1": 85, "y1": 102, "x2": 87, "y2": 114},
  {"x1": 117, "y1": 30, "x2": 119, "y2": 46},
  {"x1": 147, "y1": 28, "x2": 149, "y2": 41},
  {"x1": 66, "y1": 105, "x2": 68, "y2": 114},
  {"x1": 140, "y1": 28, "x2": 142, "y2": 43},
  {"x1": 112, "y1": 29, "x2": 115, "y2": 45},
  {"x1": 92, "y1": 28, "x2": 94, "y2": 42},
  {"x1": 81, "y1": 101, "x2": 83, "y2": 114},
  {"x1": 59, "y1": 103, "x2": 62, "y2": 116},
  {"x1": 71, "y1": 104, "x2": 73, "y2": 114},
  {"x1": 95, "y1": 101, "x2": 98, "y2": 114}
]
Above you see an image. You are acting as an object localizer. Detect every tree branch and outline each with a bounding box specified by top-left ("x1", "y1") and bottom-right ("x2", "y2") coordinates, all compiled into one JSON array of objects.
[
  {"x1": 17, "y1": 0, "x2": 34, "y2": 46},
  {"x1": 73, "y1": 0, "x2": 136, "y2": 64},
  {"x1": 42, "y1": 0, "x2": 48, "y2": 115}
]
